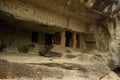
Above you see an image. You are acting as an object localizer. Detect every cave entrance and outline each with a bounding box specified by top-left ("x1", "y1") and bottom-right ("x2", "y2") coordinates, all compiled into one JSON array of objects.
[
  {"x1": 65, "y1": 31, "x2": 72, "y2": 47},
  {"x1": 45, "y1": 33, "x2": 54, "y2": 45},
  {"x1": 31, "y1": 32, "x2": 39, "y2": 43},
  {"x1": 54, "y1": 32, "x2": 61, "y2": 45},
  {"x1": 76, "y1": 34, "x2": 80, "y2": 48}
]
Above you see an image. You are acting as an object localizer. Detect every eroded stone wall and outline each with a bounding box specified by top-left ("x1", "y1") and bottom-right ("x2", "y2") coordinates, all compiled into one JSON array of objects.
[
  {"x1": 0, "y1": 26, "x2": 31, "y2": 52},
  {"x1": 94, "y1": 26, "x2": 111, "y2": 52},
  {"x1": 0, "y1": 26, "x2": 47, "y2": 53},
  {"x1": 84, "y1": 33, "x2": 97, "y2": 51},
  {"x1": 68, "y1": 19, "x2": 85, "y2": 32},
  {"x1": 84, "y1": 17, "x2": 116, "y2": 53},
  {"x1": 0, "y1": 27, "x2": 31, "y2": 47},
  {"x1": 91, "y1": 17, "x2": 114, "y2": 53}
]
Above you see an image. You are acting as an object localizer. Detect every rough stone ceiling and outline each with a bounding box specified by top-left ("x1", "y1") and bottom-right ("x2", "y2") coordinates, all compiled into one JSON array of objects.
[
  {"x1": 20, "y1": 0, "x2": 101, "y2": 23},
  {"x1": 20, "y1": 0, "x2": 120, "y2": 22},
  {"x1": 0, "y1": 12, "x2": 64, "y2": 33}
]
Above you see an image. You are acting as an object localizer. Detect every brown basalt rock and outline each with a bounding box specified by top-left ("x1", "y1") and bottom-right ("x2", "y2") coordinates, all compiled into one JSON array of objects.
[
  {"x1": 0, "y1": 59, "x2": 42, "y2": 79},
  {"x1": 0, "y1": 59, "x2": 18, "y2": 79}
]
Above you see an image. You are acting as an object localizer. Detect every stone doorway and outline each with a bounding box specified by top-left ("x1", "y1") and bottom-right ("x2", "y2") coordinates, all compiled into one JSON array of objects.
[
  {"x1": 31, "y1": 32, "x2": 39, "y2": 43},
  {"x1": 76, "y1": 34, "x2": 80, "y2": 48},
  {"x1": 65, "y1": 31, "x2": 72, "y2": 47},
  {"x1": 45, "y1": 33, "x2": 54, "y2": 45}
]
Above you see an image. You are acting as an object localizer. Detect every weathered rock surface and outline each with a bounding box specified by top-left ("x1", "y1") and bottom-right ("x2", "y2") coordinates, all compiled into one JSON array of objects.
[
  {"x1": 37, "y1": 63, "x2": 110, "y2": 79},
  {"x1": 0, "y1": 58, "x2": 120, "y2": 80},
  {"x1": 101, "y1": 71, "x2": 120, "y2": 80},
  {"x1": 0, "y1": 59, "x2": 17, "y2": 79},
  {"x1": 0, "y1": 59, "x2": 42, "y2": 79}
]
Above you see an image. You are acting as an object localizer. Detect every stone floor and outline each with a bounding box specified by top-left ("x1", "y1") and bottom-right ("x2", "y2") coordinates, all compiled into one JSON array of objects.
[
  {"x1": 0, "y1": 52, "x2": 120, "y2": 80},
  {"x1": 0, "y1": 52, "x2": 94, "y2": 64}
]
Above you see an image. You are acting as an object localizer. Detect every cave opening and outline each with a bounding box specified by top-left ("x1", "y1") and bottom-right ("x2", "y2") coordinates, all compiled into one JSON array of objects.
[
  {"x1": 32, "y1": 32, "x2": 39, "y2": 43},
  {"x1": 45, "y1": 33, "x2": 54, "y2": 45},
  {"x1": 76, "y1": 34, "x2": 80, "y2": 48},
  {"x1": 65, "y1": 31, "x2": 72, "y2": 47}
]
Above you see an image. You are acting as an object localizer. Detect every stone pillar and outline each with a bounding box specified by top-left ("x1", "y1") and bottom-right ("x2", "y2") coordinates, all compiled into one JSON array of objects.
[
  {"x1": 72, "y1": 32, "x2": 77, "y2": 48},
  {"x1": 60, "y1": 31, "x2": 66, "y2": 47}
]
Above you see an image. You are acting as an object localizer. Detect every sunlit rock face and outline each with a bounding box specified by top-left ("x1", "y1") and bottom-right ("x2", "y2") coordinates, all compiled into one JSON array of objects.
[{"x1": 81, "y1": 0, "x2": 120, "y2": 14}]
